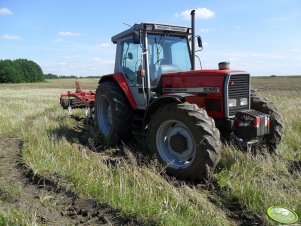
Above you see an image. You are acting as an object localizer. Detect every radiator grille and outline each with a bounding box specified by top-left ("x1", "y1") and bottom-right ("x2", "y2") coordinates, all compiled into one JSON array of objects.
[{"x1": 227, "y1": 74, "x2": 250, "y2": 116}]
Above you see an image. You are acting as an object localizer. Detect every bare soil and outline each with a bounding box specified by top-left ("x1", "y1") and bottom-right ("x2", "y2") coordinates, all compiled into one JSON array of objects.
[{"x1": 0, "y1": 133, "x2": 141, "y2": 225}]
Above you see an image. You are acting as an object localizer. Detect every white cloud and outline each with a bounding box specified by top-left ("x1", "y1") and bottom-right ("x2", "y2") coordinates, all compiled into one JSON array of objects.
[
  {"x1": 57, "y1": 62, "x2": 69, "y2": 67},
  {"x1": 200, "y1": 28, "x2": 215, "y2": 33},
  {"x1": 59, "y1": 31, "x2": 81, "y2": 37},
  {"x1": 176, "y1": 8, "x2": 215, "y2": 20},
  {"x1": 95, "y1": 42, "x2": 112, "y2": 48},
  {"x1": 0, "y1": 8, "x2": 12, "y2": 16},
  {"x1": 93, "y1": 58, "x2": 115, "y2": 65},
  {"x1": 203, "y1": 42, "x2": 209, "y2": 47},
  {"x1": 1, "y1": 34, "x2": 21, "y2": 40}
]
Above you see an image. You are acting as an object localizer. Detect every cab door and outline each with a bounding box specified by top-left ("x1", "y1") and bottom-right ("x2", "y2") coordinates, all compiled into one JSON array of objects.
[{"x1": 115, "y1": 37, "x2": 147, "y2": 109}]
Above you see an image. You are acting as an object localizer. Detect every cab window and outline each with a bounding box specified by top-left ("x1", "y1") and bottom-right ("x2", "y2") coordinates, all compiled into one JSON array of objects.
[{"x1": 120, "y1": 38, "x2": 143, "y2": 86}]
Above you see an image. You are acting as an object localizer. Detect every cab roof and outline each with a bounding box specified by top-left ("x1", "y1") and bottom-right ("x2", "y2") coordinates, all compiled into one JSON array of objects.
[{"x1": 111, "y1": 23, "x2": 191, "y2": 44}]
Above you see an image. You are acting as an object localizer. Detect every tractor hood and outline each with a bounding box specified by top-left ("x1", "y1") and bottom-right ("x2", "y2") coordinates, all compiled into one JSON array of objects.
[
  {"x1": 161, "y1": 69, "x2": 250, "y2": 119},
  {"x1": 161, "y1": 69, "x2": 246, "y2": 97}
]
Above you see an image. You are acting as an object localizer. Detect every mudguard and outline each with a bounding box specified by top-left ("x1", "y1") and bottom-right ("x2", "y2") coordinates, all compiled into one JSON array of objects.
[
  {"x1": 143, "y1": 93, "x2": 194, "y2": 128},
  {"x1": 98, "y1": 73, "x2": 137, "y2": 110}
]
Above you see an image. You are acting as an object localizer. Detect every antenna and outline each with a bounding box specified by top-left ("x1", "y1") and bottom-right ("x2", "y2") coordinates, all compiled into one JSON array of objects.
[{"x1": 123, "y1": 23, "x2": 132, "y2": 28}]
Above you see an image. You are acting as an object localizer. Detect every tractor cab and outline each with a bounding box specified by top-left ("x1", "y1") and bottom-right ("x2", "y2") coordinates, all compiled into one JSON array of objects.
[{"x1": 111, "y1": 23, "x2": 194, "y2": 109}]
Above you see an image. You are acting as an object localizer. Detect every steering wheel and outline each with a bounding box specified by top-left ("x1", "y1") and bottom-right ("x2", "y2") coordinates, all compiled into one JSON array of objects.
[{"x1": 154, "y1": 58, "x2": 165, "y2": 66}]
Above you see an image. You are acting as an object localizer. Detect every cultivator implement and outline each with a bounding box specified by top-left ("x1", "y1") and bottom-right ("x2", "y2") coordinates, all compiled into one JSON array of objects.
[{"x1": 60, "y1": 80, "x2": 95, "y2": 116}]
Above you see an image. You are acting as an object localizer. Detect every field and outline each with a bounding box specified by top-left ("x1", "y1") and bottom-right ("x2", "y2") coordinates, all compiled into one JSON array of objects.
[{"x1": 0, "y1": 76, "x2": 300, "y2": 225}]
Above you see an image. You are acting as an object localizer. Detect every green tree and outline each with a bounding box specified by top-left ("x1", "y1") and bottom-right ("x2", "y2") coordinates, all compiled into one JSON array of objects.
[
  {"x1": 0, "y1": 59, "x2": 45, "y2": 83},
  {"x1": 0, "y1": 60, "x2": 22, "y2": 83},
  {"x1": 14, "y1": 59, "x2": 44, "y2": 82}
]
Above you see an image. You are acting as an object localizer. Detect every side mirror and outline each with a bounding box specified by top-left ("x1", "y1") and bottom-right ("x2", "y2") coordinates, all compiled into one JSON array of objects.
[
  {"x1": 197, "y1": 36, "x2": 203, "y2": 48},
  {"x1": 133, "y1": 31, "x2": 140, "y2": 44}
]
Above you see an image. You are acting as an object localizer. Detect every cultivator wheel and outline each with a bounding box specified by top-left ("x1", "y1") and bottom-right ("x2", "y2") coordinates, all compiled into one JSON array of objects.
[
  {"x1": 60, "y1": 97, "x2": 70, "y2": 109},
  {"x1": 146, "y1": 102, "x2": 221, "y2": 181},
  {"x1": 251, "y1": 91, "x2": 284, "y2": 152}
]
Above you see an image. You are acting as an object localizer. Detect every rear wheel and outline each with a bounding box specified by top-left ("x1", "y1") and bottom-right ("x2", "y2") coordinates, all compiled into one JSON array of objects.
[
  {"x1": 146, "y1": 102, "x2": 221, "y2": 181},
  {"x1": 95, "y1": 81, "x2": 132, "y2": 145},
  {"x1": 251, "y1": 91, "x2": 284, "y2": 152}
]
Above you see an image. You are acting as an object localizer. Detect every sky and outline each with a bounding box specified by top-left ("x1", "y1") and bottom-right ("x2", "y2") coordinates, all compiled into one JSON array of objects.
[{"x1": 0, "y1": 0, "x2": 301, "y2": 76}]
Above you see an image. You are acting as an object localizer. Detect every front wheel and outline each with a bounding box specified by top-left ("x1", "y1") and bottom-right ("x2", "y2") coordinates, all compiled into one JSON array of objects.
[
  {"x1": 146, "y1": 102, "x2": 221, "y2": 181},
  {"x1": 251, "y1": 91, "x2": 284, "y2": 152}
]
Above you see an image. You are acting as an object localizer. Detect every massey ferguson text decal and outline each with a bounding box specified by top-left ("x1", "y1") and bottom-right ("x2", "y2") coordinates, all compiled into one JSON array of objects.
[{"x1": 162, "y1": 87, "x2": 220, "y2": 93}]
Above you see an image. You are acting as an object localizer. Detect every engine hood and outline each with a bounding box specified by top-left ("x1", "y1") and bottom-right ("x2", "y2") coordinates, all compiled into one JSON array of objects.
[
  {"x1": 161, "y1": 69, "x2": 246, "y2": 96},
  {"x1": 162, "y1": 69, "x2": 245, "y2": 78}
]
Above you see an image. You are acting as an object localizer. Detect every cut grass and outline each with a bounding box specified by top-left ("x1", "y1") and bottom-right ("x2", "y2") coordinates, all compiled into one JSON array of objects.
[
  {"x1": 215, "y1": 89, "x2": 301, "y2": 224},
  {"x1": 0, "y1": 181, "x2": 20, "y2": 202},
  {"x1": 260, "y1": 90, "x2": 301, "y2": 159},
  {"x1": 0, "y1": 78, "x2": 97, "y2": 136},
  {"x1": 0, "y1": 77, "x2": 300, "y2": 225},
  {"x1": 216, "y1": 146, "x2": 301, "y2": 223},
  {"x1": 0, "y1": 209, "x2": 32, "y2": 226},
  {"x1": 22, "y1": 110, "x2": 233, "y2": 226},
  {"x1": 0, "y1": 88, "x2": 64, "y2": 136}
]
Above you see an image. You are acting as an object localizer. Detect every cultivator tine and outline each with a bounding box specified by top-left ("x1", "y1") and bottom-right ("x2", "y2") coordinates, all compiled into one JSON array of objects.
[
  {"x1": 85, "y1": 106, "x2": 89, "y2": 117},
  {"x1": 68, "y1": 105, "x2": 72, "y2": 115}
]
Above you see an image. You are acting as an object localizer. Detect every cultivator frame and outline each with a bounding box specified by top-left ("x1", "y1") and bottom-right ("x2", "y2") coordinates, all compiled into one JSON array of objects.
[{"x1": 60, "y1": 80, "x2": 95, "y2": 116}]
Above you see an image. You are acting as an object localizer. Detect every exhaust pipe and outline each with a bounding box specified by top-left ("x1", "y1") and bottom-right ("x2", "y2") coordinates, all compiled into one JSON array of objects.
[{"x1": 191, "y1": 10, "x2": 195, "y2": 70}]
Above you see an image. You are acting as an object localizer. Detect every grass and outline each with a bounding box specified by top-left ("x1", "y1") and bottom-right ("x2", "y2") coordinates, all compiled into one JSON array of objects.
[
  {"x1": 0, "y1": 209, "x2": 33, "y2": 226},
  {"x1": 0, "y1": 78, "x2": 97, "y2": 136},
  {"x1": 216, "y1": 146, "x2": 301, "y2": 222},
  {"x1": 0, "y1": 77, "x2": 300, "y2": 225},
  {"x1": 0, "y1": 89, "x2": 62, "y2": 136},
  {"x1": 261, "y1": 90, "x2": 301, "y2": 159},
  {"x1": 22, "y1": 110, "x2": 233, "y2": 226},
  {"x1": 0, "y1": 181, "x2": 20, "y2": 202},
  {"x1": 214, "y1": 81, "x2": 301, "y2": 224}
]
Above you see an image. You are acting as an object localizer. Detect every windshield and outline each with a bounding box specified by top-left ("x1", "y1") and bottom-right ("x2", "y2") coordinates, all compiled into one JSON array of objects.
[{"x1": 147, "y1": 34, "x2": 191, "y2": 86}]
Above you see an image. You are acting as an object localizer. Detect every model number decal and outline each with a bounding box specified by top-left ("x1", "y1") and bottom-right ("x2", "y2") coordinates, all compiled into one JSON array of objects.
[{"x1": 163, "y1": 87, "x2": 220, "y2": 93}]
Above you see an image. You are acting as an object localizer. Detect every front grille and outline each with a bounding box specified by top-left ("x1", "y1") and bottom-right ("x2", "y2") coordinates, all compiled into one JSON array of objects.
[{"x1": 226, "y1": 73, "x2": 250, "y2": 117}]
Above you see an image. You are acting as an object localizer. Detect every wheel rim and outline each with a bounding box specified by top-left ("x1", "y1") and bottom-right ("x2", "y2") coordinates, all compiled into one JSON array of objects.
[
  {"x1": 156, "y1": 120, "x2": 196, "y2": 169},
  {"x1": 97, "y1": 95, "x2": 112, "y2": 136}
]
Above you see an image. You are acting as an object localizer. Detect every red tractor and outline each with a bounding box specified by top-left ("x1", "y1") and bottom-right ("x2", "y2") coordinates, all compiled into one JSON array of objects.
[{"x1": 61, "y1": 10, "x2": 283, "y2": 181}]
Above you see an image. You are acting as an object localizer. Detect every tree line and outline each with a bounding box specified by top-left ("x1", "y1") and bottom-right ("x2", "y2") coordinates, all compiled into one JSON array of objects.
[{"x1": 0, "y1": 59, "x2": 44, "y2": 83}]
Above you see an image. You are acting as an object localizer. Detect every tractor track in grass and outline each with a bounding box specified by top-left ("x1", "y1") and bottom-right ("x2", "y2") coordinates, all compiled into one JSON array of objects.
[
  {"x1": 0, "y1": 132, "x2": 142, "y2": 225},
  {"x1": 196, "y1": 178, "x2": 265, "y2": 226}
]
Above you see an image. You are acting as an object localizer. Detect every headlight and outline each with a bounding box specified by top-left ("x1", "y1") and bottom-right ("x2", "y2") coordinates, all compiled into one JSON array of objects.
[
  {"x1": 228, "y1": 98, "x2": 237, "y2": 107},
  {"x1": 240, "y1": 98, "x2": 248, "y2": 106}
]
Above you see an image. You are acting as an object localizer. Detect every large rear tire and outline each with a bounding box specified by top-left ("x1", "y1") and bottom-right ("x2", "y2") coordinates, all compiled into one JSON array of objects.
[
  {"x1": 146, "y1": 102, "x2": 221, "y2": 181},
  {"x1": 95, "y1": 81, "x2": 132, "y2": 145},
  {"x1": 251, "y1": 91, "x2": 284, "y2": 152}
]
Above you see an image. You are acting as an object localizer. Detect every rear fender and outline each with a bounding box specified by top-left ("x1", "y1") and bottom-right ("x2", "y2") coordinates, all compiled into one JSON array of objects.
[
  {"x1": 143, "y1": 93, "x2": 194, "y2": 128},
  {"x1": 98, "y1": 73, "x2": 137, "y2": 110}
]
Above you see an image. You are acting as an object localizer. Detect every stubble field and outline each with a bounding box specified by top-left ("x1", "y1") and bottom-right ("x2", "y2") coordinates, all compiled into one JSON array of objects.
[{"x1": 0, "y1": 76, "x2": 300, "y2": 225}]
